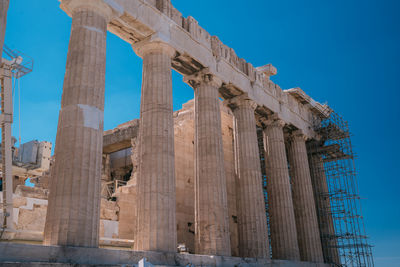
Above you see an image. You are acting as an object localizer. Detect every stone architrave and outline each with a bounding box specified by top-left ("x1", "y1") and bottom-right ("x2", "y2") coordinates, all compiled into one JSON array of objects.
[
  {"x1": 132, "y1": 38, "x2": 177, "y2": 252},
  {"x1": 43, "y1": 0, "x2": 116, "y2": 247},
  {"x1": 184, "y1": 70, "x2": 231, "y2": 256},
  {"x1": 228, "y1": 95, "x2": 270, "y2": 258},
  {"x1": 287, "y1": 131, "x2": 324, "y2": 262},
  {"x1": 263, "y1": 118, "x2": 300, "y2": 260}
]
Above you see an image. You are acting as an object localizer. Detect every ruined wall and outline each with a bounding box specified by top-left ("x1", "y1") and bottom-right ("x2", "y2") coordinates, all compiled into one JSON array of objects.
[
  {"x1": 103, "y1": 119, "x2": 139, "y2": 184},
  {"x1": 174, "y1": 101, "x2": 196, "y2": 252},
  {"x1": 1, "y1": 185, "x2": 119, "y2": 244},
  {"x1": 116, "y1": 179, "x2": 136, "y2": 241},
  {"x1": 221, "y1": 105, "x2": 239, "y2": 257},
  {"x1": 12, "y1": 186, "x2": 49, "y2": 241},
  {"x1": 110, "y1": 99, "x2": 238, "y2": 254},
  {"x1": 115, "y1": 136, "x2": 139, "y2": 241},
  {"x1": 5, "y1": 100, "x2": 239, "y2": 253}
]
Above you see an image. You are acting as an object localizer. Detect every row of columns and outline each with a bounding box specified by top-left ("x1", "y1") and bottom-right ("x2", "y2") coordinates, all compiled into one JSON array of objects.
[{"x1": 43, "y1": 0, "x2": 327, "y2": 263}]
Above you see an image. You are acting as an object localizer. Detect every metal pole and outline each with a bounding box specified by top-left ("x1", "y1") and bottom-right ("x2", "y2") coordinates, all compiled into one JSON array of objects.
[
  {"x1": 0, "y1": 0, "x2": 12, "y2": 234},
  {"x1": 1, "y1": 61, "x2": 14, "y2": 231},
  {"x1": 0, "y1": 0, "x2": 10, "y2": 63}
]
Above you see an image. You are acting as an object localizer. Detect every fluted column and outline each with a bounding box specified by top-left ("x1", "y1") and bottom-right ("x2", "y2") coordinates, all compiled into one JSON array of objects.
[
  {"x1": 44, "y1": 0, "x2": 115, "y2": 247},
  {"x1": 228, "y1": 96, "x2": 269, "y2": 258},
  {"x1": 309, "y1": 153, "x2": 340, "y2": 264},
  {"x1": 0, "y1": 0, "x2": 9, "y2": 64},
  {"x1": 287, "y1": 131, "x2": 324, "y2": 262},
  {"x1": 263, "y1": 118, "x2": 300, "y2": 260},
  {"x1": 132, "y1": 39, "x2": 177, "y2": 252},
  {"x1": 184, "y1": 70, "x2": 231, "y2": 256}
]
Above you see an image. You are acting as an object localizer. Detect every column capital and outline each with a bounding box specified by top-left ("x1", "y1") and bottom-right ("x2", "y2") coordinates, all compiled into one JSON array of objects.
[
  {"x1": 225, "y1": 93, "x2": 258, "y2": 111},
  {"x1": 261, "y1": 115, "x2": 286, "y2": 129},
  {"x1": 183, "y1": 68, "x2": 222, "y2": 89},
  {"x1": 132, "y1": 33, "x2": 176, "y2": 58},
  {"x1": 60, "y1": 0, "x2": 123, "y2": 23},
  {"x1": 289, "y1": 130, "x2": 309, "y2": 142}
]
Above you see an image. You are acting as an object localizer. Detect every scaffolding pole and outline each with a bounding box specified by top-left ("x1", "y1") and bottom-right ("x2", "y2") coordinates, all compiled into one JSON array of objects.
[
  {"x1": 0, "y1": 59, "x2": 14, "y2": 232},
  {"x1": 257, "y1": 126, "x2": 272, "y2": 257},
  {"x1": 307, "y1": 111, "x2": 374, "y2": 267}
]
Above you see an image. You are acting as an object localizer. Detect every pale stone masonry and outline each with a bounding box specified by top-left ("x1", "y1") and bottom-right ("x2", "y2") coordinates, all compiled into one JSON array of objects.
[
  {"x1": 184, "y1": 70, "x2": 231, "y2": 256},
  {"x1": 287, "y1": 131, "x2": 324, "y2": 262},
  {"x1": 44, "y1": 0, "x2": 115, "y2": 247},
  {"x1": 263, "y1": 119, "x2": 300, "y2": 261},
  {"x1": 173, "y1": 100, "x2": 239, "y2": 256},
  {"x1": 132, "y1": 39, "x2": 177, "y2": 252},
  {"x1": 0, "y1": 0, "x2": 342, "y2": 265},
  {"x1": 309, "y1": 154, "x2": 341, "y2": 264},
  {"x1": 227, "y1": 96, "x2": 270, "y2": 258}
]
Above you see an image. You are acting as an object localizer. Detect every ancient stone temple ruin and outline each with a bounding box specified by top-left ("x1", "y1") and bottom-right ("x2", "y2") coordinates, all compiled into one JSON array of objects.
[{"x1": 0, "y1": 0, "x2": 373, "y2": 266}]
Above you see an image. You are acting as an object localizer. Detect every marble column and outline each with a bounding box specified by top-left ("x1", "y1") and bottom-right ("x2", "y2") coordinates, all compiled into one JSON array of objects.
[
  {"x1": 132, "y1": 40, "x2": 177, "y2": 252},
  {"x1": 184, "y1": 70, "x2": 231, "y2": 256},
  {"x1": 309, "y1": 153, "x2": 340, "y2": 264},
  {"x1": 263, "y1": 118, "x2": 300, "y2": 260},
  {"x1": 229, "y1": 96, "x2": 269, "y2": 258},
  {"x1": 0, "y1": 0, "x2": 9, "y2": 64},
  {"x1": 43, "y1": 0, "x2": 114, "y2": 247},
  {"x1": 287, "y1": 131, "x2": 324, "y2": 262}
]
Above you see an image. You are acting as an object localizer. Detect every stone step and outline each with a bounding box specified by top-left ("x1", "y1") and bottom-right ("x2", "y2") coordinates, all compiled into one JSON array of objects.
[{"x1": 0, "y1": 263, "x2": 176, "y2": 267}]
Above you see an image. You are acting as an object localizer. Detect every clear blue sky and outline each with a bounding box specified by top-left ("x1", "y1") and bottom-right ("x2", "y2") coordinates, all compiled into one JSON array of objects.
[{"x1": 3, "y1": 0, "x2": 399, "y2": 266}]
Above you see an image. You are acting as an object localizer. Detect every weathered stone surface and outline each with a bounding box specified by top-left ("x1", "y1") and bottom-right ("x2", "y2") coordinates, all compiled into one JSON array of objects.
[
  {"x1": 100, "y1": 198, "x2": 119, "y2": 221},
  {"x1": 308, "y1": 154, "x2": 340, "y2": 264},
  {"x1": 220, "y1": 105, "x2": 239, "y2": 257},
  {"x1": 185, "y1": 70, "x2": 231, "y2": 256},
  {"x1": 15, "y1": 185, "x2": 48, "y2": 200},
  {"x1": 133, "y1": 40, "x2": 177, "y2": 252},
  {"x1": 105, "y1": 0, "x2": 328, "y2": 139},
  {"x1": 13, "y1": 196, "x2": 27, "y2": 208},
  {"x1": 2, "y1": 0, "x2": 345, "y2": 264},
  {"x1": 174, "y1": 101, "x2": 196, "y2": 254},
  {"x1": 44, "y1": 1, "x2": 113, "y2": 247},
  {"x1": 16, "y1": 204, "x2": 47, "y2": 232},
  {"x1": 13, "y1": 176, "x2": 27, "y2": 192},
  {"x1": 287, "y1": 132, "x2": 324, "y2": 263},
  {"x1": 99, "y1": 219, "x2": 118, "y2": 240},
  {"x1": 173, "y1": 100, "x2": 238, "y2": 256},
  {"x1": 103, "y1": 119, "x2": 139, "y2": 154},
  {"x1": 0, "y1": 242, "x2": 331, "y2": 267},
  {"x1": 263, "y1": 119, "x2": 300, "y2": 261},
  {"x1": 8, "y1": 192, "x2": 118, "y2": 242},
  {"x1": 13, "y1": 197, "x2": 48, "y2": 241},
  {"x1": 0, "y1": 264, "x2": 122, "y2": 267},
  {"x1": 115, "y1": 182, "x2": 136, "y2": 240},
  {"x1": 229, "y1": 97, "x2": 269, "y2": 259}
]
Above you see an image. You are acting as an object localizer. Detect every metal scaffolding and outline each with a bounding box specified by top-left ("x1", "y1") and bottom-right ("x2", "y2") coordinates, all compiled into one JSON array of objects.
[
  {"x1": 1, "y1": 44, "x2": 34, "y2": 234},
  {"x1": 307, "y1": 111, "x2": 374, "y2": 267},
  {"x1": 257, "y1": 126, "x2": 272, "y2": 257}
]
